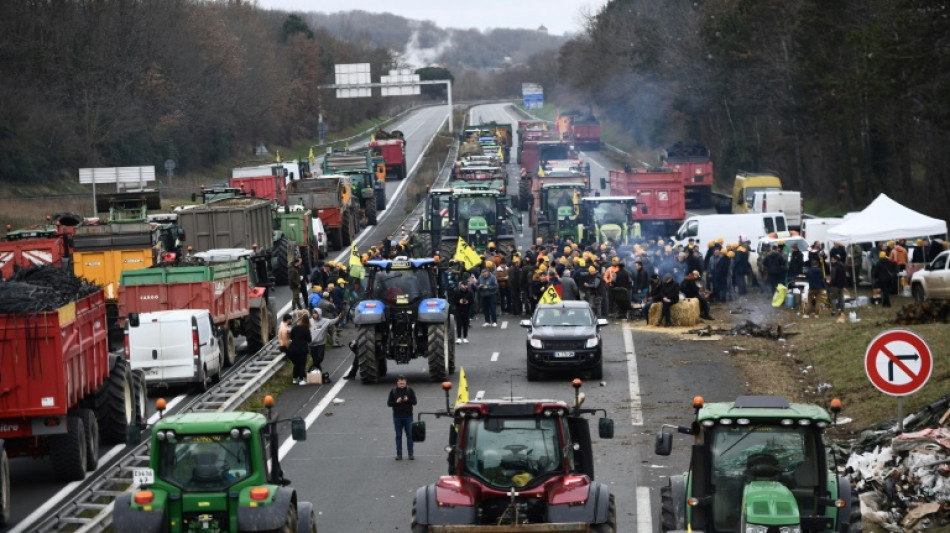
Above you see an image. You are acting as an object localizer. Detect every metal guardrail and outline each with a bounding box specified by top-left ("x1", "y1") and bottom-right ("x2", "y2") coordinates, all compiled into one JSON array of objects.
[{"x1": 30, "y1": 340, "x2": 286, "y2": 533}]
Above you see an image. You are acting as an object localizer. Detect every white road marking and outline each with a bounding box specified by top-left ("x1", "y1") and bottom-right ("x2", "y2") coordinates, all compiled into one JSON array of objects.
[
  {"x1": 475, "y1": 390, "x2": 485, "y2": 400},
  {"x1": 491, "y1": 351, "x2": 500, "y2": 362},
  {"x1": 637, "y1": 486, "x2": 653, "y2": 533},
  {"x1": 501, "y1": 321, "x2": 508, "y2": 329},
  {"x1": 278, "y1": 376, "x2": 348, "y2": 461},
  {"x1": 622, "y1": 320, "x2": 644, "y2": 425}
]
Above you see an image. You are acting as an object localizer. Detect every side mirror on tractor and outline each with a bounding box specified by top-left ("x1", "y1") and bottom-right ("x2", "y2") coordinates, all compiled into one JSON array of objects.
[
  {"x1": 128, "y1": 313, "x2": 140, "y2": 328},
  {"x1": 291, "y1": 418, "x2": 307, "y2": 441},
  {"x1": 599, "y1": 177, "x2": 607, "y2": 189},
  {"x1": 126, "y1": 423, "x2": 146, "y2": 447},
  {"x1": 598, "y1": 418, "x2": 614, "y2": 439},
  {"x1": 655, "y1": 429, "x2": 673, "y2": 456}
]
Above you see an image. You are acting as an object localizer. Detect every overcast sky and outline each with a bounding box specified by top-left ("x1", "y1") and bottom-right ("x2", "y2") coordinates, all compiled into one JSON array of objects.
[{"x1": 255, "y1": 0, "x2": 609, "y2": 36}]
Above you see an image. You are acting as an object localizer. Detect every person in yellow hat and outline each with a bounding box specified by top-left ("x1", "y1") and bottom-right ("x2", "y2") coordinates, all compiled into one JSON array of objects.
[{"x1": 716, "y1": 237, "x2": 724, "y2": 244}]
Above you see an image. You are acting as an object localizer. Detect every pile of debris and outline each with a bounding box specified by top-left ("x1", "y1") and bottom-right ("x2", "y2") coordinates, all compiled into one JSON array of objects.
[
  {"x1": 687, "y1": 320, "x2": 793, "y2": 340},
  {"x1": 894, "y1": 300, "x2": 950, "y2": 325},
  {"x1": 844, "y1": 395, "x2": 950, "y2": 531}
]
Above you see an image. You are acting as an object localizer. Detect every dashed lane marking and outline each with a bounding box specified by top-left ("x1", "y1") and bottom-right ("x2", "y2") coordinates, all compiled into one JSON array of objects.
[
  {"x1": 622, "y1": 320, "x2": 644, "y2": 425},
  {"x1": 491, "y1": 352, "x2": 500, "y2": 362},
  {"x1": 501, "y1": 321, "x2": 508, "y2": 329},
  {"x1": 475, "y1": 390, "x2": 485, "y2": 400},
  {"x1": 637, "y1": 486, "x2": 653, "y2": 533}
]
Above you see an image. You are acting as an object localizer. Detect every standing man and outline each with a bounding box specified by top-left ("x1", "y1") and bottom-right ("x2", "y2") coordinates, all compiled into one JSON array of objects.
[
  {"x1": 289, "y1": 257, "x2": 304, "y2": 310},
  {"x1": 451, "y1": 279, "x2": 475, "y2": 344},
  {"x1": 387, "y1": 376, "x2": 417, "y2": 460},
  {"x1": 828, "y1": 255, "x2": 847, "y2": 316},
  {"x1": 278, "y1": 313, "x2": 293, "y2": 355},
  {"x1": 477, "y1": 265, "x2": 499, "y2": 327}
]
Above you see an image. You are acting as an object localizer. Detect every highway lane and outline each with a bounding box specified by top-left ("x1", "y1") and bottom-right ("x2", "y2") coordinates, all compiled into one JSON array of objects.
[{"x1": 3, "y1": 104, "x2": 451, "y2": 533}]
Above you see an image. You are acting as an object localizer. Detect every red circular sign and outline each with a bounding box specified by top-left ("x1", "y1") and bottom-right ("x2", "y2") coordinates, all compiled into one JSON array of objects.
[{"x1": 864, "y1": 329, "x2": 933, "y2": 396}]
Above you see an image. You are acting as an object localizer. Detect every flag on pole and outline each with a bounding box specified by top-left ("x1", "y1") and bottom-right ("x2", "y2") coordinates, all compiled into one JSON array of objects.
[
  {"x1": 538, "y1": 164, "x2": 545, "y2": 178},
  {"x1": 497, "y1": 147, "x2": 504, "y2": 160},
  {"x1": 453, "y1": 237, "x2": 481, "y2": 270},
  {"x1": 308, "y1": 147, "x2": 316, "y2": 166},
  {"x1": 348, "y1": 243, "x2": 364, "y2": 280},
  {"x1": 455, "y1": 367, "x2": 469, "y2": 408},
  {"x1": 540, "y1": 285, "x2": 562, "y2": 304},
  {"x1": 276, "y1": 150, "x2": 281, "y2": 163}
]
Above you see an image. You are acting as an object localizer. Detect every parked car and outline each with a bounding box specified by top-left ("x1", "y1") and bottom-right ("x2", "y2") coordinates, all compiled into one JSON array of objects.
[
  {"x1": 126, "y1": 309, "x2": 223, "y2": 391},
  {"x1": 911, "y1": 250, "x2": 950, "y2": 302},
  {"x1": 520, "y1": 301, "x2": 608, "y2": 381}
]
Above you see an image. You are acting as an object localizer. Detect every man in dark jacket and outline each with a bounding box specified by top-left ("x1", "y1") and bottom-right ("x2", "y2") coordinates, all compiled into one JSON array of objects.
[
  {"x1": 804, "y1": 259, "x2": 827, "y2": 317},
  {"x1": 828, "y1": 255, "x2": 847, "y2": 315},
  {"x1": 680, "y1": 271, "x2": 712, "y2": 320},
  {"x1": 659, "y1": 273, "x2": 680, "y2": 327},
  {"x1": 387, "y1": 376, "x2": 417, "y2": 460},
  {"x1": 633, "y1": 261, "x2": 650, "y2": 302},
  {"x1": 872, "y1": 252, "x2": 894, "y2": 307},
  {"x1": 763, "y1": 247, "x2": 787, "y2": 296},
  {"x1": 641, "y1": 274, "x2": 662, "y2": 321},
  {"x1": 508, "y1": 259, "x2": 523, "y2": 316}
]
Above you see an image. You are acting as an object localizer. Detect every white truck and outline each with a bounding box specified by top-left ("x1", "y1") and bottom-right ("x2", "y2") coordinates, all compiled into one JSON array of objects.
[
  {"x1": 673, "y1": 212, "x2": 789, "y2": 249},
  {"x1": 910, "y1": 250, "x2": 950, "y2": 302},
  {"x1": 126, "y1": 309, "x2": 223, "y2": 391},
  {"x1": 751, "y1": 190, "x2": 803, "y2": 229}
]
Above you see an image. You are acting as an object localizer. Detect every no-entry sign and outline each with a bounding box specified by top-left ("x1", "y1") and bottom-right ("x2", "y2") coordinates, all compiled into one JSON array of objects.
[{"x1": 865, "y1": 329, "x2": 933, "y2": 396}]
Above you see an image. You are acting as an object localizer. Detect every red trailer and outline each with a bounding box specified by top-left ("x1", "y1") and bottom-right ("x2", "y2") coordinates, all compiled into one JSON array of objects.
[
  {"x1": 229, "y1": 164, "x2": 287, "y2": 204},
  {"x1": 370, "y1": 129, "x2": 407, "y2": 180},
  {"x1": 0, "y1": 282, "x2": 144, "y2": 487},
  {"x1": 517, "y1": 138, "x2": 575, "y2": 210},
  {"x1": 0, "y1": 225, "x2": 68, "y2": 280},
  {"x1": 570, "y1": 118, "x2": 601, "y2": 151},
  {"x1": 663, "y1": 140, "x2": 714, "y2": 209},
  {"x1": 607, "y1": 167, "x2": 685, "y2": 237}
]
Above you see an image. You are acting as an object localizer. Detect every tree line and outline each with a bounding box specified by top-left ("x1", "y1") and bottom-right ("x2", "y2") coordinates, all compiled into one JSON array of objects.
[
  {"x1": 0, "y1": 1, "x2": 393, "y2": 185},
  {"x1": 552, "y1": 0, "x2": 950, "y2": 222}
]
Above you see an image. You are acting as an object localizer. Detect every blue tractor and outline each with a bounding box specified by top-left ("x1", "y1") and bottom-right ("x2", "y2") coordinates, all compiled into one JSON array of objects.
[{"x1": 353, "y1": 258, "x2": 456, "y2": 383}]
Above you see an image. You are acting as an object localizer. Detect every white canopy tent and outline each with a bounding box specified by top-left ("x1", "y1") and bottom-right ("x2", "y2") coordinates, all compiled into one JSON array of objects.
[
  {"x1": 827, "y1": 193, "x2": 948, "y2": 295},
  {"x1": 827, "y1": 193, "x2": 947, "y2": 243}
]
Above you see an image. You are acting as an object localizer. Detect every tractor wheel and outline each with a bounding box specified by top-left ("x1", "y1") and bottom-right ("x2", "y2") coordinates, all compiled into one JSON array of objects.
[
  {"x1": 79, "y1": 408, "x2": 100, "y2": 472},
  {"x1": 411, "y1": 497, "x2": 427, "y2": 533},
  {"x1": 376, "y1": 188, "x2": 387, "y2": 212},
  {"x1": 296, "y1": 502, "x2": 317, "y2": 533},
  {"x1": 846, "y1": 493, "x2": 863, "y2": 533},
  {"x1": 591, "y1": 493, "x2": 616, "y2": 533},
  {"x1": 222, "y1": 329, "x2": 236, "y2": 366},
  {"x1": 329, "y1": 227, "x2": 342, "y2": 251},
  {"x1": 357, "y1": 326, "x2": 379, "y2": 384},
  {"x1": 341, "y1": 210, "x2": 354, "y2": 247},
  {"x1": 273, "y1": 236, "x2": 292, "y2": 286},
  {"x1": 518, "y1": 178, "x2": 531, "y2": 211},
  {"x1": 426, "y1": 323, "x2": 449, "y2": 382},
  {"x1": 497, "y1": 239, "x2": 516, "y2": 254},
  {"x1": 659, "y1": 482, "x2": 683, "y2": 532},
  {"x1": 439, "y1": 239, "x2": 457, "y2": 261},
  {"x1": 263, "y1": 500, "x2": 297, "y2": 533},
  {"x1": 447, "y1": 319, "x2": 456, "y2": 374},
  {"x1": 366, "y1": 197, "x2": 378, "y2": 225},
  {"x1": 50, "y1": 415, "x2": 87, "y2": 481},
  {"x1": 244, "y1": 304, "x2": 271, "y2": 354},
  {"x1": 0, "y1": 448, "x2": 10, "y2": 526},
  {"x1": 95, "y1": 358, "x2": 134, "y2": 444},
  {"x1": 398, "y1": 163, "x2": 407, "y2": 180},
  {"x1": 417, "y1": 233, "x2": 433, "y2": 258},
  {"x1": 132, "y1": 370, "x2": 147, "y2": 426}
]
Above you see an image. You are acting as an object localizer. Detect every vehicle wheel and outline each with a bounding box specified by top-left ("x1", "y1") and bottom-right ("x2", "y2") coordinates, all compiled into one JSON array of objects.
[
  {"x1": 78, "y1": 408, "x2": 100, "y2": 472},
  {"x1": 50, "y1": 415, "x2": 87, "y2": 481},
  {"x1": 846, "y1": 492, "x2": 863, "y2": 533},
  {"x1": 439, "y1": 239, "x2": 457, "y2": 261},
  {"x1": 357, "y1": 326, "x2": 378, "y2": 384},
  {"x1": 341, "y1": 210, "x2": 353, "y2": 246},
  {"x1": 95, "y1": 358, "x2": 134, "y2": 444},
  {"x1": 296, "y1": 501, "x2": 317, "y2": 533},
  {"x1": 376, "y1": 189, "x2": 387, "y2": 212},
  {"x1": 426, "y1": 323, "x2": 448, "y2": 382},
  {"x1": 273, "y1": 235, "x2": 292, "y2": 286},
  {"x1": 526, "y1": 360, "x2": 540, "y2": 382},
  {"x1": 497, "y1": 239, "x2": 516, "y2": 254},
  {"x1": 366, "y1": 198, "x2": 378, "y2": 225},
  {"x1": 263, "y1": 501, "x2": 297, "y2": 533},
  {"x1": 329, "y1": 227, "x2": 342, "y2": 251},
  {"x1": 518, "y1": 178, "x2": 531, "y2": 211},
  {"x1": 659, "y1": 482, "x2": 683, "y2": 532},
  {"x1": 132, "y1": 370, "x2": 147, "y2": 426},
  {"x1": 591, "y1": 493, "x2": 616, "y2": 533},
  {"x1": 447, "y1": 319, "x2": 456, "y2": 374},
  {"x1": 223, "y1": 329, "x2": 236, "y2": 366},
  {"x1": 411, "y1": 497, "x2": 427, "y2": 533},
  {"x1": 912, "y1": 284, "x2": 924, "y2": 304},
  {"x1": 0, "y1": 448, "x2": 10, "y2": 526},
  {"x1": 417, "y1": 233, "x2": 433, "y2": 258},
  {"x1": 245, "y1": 304, "x2": 270, "y2": 354},
  {"x1": 398, "y1": 163, "x2": 407, "y2": 180},
  {"x1": 378, "y1": 356, "x2": 388, "y2": 377},
  {"x1": 197, "y1": 364, "x2": 211, "y2": 392}
]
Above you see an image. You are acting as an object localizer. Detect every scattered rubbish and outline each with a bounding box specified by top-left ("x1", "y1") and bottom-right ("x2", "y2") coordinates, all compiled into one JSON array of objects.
[
  {"x1": 599, "y1": 381, "x2": 606, "y2": 387},
  {"x1": 331, "y1": 398, "x2": 345, "y2": 405},
  {"x1": 817, "y1": 382, "x2": 833, "y2": 393},
  {"x1": 687, "y1": 320, "x2": 794, "y2": 340},
  {"x1": 894, "y1": 300, "x2": 950, "y2": 325}
]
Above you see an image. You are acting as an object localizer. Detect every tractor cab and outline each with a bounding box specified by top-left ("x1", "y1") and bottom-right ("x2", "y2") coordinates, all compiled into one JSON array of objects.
[
  {"x1": 579, "y1": 196, "x2": 639, "y2": 246},
  {"x1": 445, "y1": 189, "x2": 519, "y2": 252},
  {"x1": 536, "y1": 182, "x2": 586, "y2": 242},
  {"x1": 654, "y1": 395, "x2": 857, "y2": 533}
]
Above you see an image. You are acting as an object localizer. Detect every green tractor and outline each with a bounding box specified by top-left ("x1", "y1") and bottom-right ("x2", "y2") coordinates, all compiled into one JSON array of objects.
[
  {"x1": 113, "y1": 401, "x2": 316, "y2": 533},
  {"x1": 322, "y1": 148, "x2": 386, "y2": 225},
  {"x1": 533, "y1": 182, "x2": 587, "y2": 244},
  {"x1": 578, "y1": 196, "x2": 639, "y2": 247},
  {"x1": 425, "y1": 188, "x2": 521, "y2": 258},
  {"x1": 654, "y1": 395, "x2": 861, "y2": 533}
]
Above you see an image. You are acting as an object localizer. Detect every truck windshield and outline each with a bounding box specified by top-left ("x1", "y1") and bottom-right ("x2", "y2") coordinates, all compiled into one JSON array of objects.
[
  {"x1": 371, "y1": 269, "x2": 433, "y2": 304},
  {"x1": 708, "y1": 425, "x2": 819, "y2": 531},
  {"x1": 544, "y1": 188, "x2": 579, "y2": 217},
  {"x1": 540, "y1": 144, "x2": 569, "y2": 161},
  {"x1": 592, "y1": 203, "x2": 628, "y2": 225},
  {"x1": 158, "y1": 433, "x2": 252, "y2": 492},
  {"x1": 457, "y1": 197, "x2": 496, "y2": 223},
  {"x1": 463, "y1": 417, "x2": 563, "y2": 489}
]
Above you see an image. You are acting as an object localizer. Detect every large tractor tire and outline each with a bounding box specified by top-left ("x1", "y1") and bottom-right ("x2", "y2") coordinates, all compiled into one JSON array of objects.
[
  {"x1": 273, "y1": 235, "x2": 292, "y2": 286},
  {"x1": 341, "y1": 210, "x2": 354, "y2": 247},
  {"x1": 221, "y1": 329, "x2": 236, "y2": 366},
  {"x1": 79, "y1": 408, "x2": 100, "y2": 472},
  {"x1": 356, "y1": 326, "x2": 379, "y2": 384},
  {"x1": 591, "y1": 493, "x2": 617, "y2": 533},
  {"x1": 439, "y1": 239, "x2": 457, "y2": 261},
  {"x1": 50, "y1": 415, "x2": 87, "y2": 482},
  {"x1": 266, "y1": 501, "x2": 298, "y2": 533},
  {"x1": 366, "y1": 197, "x2": 378, "y2": 225},
  {"x1": 132, "y1": 370, "x2": 147, "y2": 426},
  {"x1": 296, "y1": 502, "x2": 317, "y2": 533},
  {"x1": 244, "y1": 304, "x2": 271, "y2": 354},
  {"x1": 518, "y1": 178, "x2": 531, "y2": 211},
  {"x1": 329, "y1": 227, "x2": 342, "y2": 251},
  {"x1": 0, "y1": 448, "x2": 9, "y2": 526},
  {"x1": 411, "y1": 497, "x2": 427, "y2": 533},
  {"x1": 659, "y1": 483, "x2": 684, "y2": 532},
  {"x1": 95, "y1": 358, "x2": 134, "y2": 444},
  {"x1": 417, "y1": 233, "x2": 433, "y2": 258},
  {"x1": 426, "y1": 323, "x2": 449, "y2": 382},
  {"x1": 376, "y1": 188, "x2": 387, "y2": 212},
  {"x1": 846, "y1": 493, "x2": 863, "y2": 533},
  {"x1": 496, "y1": 239, "x2": 516, "y2": 255}
]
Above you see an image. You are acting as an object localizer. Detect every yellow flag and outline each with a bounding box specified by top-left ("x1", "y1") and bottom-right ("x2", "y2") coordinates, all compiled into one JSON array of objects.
[
  {"x1": 540, "y1": 285, "x2": 561, "y2": 304},
  {"x1": 497, "y1": 147, "x2": 503, "y2": 160},
  {"x1": 308, "y1": 147, "x2": 316, "y2": 166},
  {"x1": 453, "y1": 237, "x2": 481, "y2": 270},
  {"x1": 455, "y1": 367, "x2": 469, "y2": 408},
  {"x1": 538, "y1": 164, "x2": 545, "y2": 178},
  {"x1": 276, "y1": 150, "x2": 281, "y2": 163}
]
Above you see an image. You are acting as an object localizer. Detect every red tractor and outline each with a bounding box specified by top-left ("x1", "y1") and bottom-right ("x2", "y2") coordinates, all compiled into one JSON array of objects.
[{"x1": 411, "y1": 380, "x2": 617, "y2": 532}]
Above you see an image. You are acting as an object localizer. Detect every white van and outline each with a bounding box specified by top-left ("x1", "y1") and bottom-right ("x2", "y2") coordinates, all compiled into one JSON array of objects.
[
  {"x1": 673, "y1": 212, "x2": 789, "y2": 248},
  {"x1": 127, "y1": 309, "x2": 222, "y2": 391},
  {"x1": 751, "y1": 190, "x2": 803, "y2": 229}
]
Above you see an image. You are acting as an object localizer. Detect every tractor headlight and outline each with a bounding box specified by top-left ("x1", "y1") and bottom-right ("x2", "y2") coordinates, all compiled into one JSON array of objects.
[
  {"x1": 584, "y1": 336, "x2": 599, "y2": 348},
  {"x1": 778, "y1": 527, "x2": 801, "y2": 533},
  {"x1": 744, "y1": 525, "x2": 769, "y2": 533},
  {"x1": 529, "y1": 337, "x2": 543, "y2": 349}
]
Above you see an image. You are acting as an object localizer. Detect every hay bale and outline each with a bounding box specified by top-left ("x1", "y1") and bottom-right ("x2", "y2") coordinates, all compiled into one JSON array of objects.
[{"x1": 648, "y1": 298, "x2": 701, "y2": 327}]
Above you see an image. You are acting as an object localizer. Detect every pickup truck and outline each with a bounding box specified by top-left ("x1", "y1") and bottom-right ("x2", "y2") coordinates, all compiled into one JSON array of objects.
[{"x1": 910, "y1": 250, "x2": 950, "y2": 302}]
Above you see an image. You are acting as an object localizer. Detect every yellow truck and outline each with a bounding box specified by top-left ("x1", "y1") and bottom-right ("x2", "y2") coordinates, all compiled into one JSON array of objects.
[{"x1": 715, "y1": 171, "x2": 783, "y2": 214}]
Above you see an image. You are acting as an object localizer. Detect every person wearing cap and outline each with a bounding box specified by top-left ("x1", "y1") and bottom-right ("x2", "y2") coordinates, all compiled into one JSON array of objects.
[
  {"x1": 680, "y1": 270, "x2": 712, "y2": 320},
  {"x1": 763, "y1": 243, "x2": 787, "y2": 297},
  {"x1": 309, "y1": 307, "x2": 340, "y2": 379},
  {"x1": 632, "y1": 260, "x2": 650, "y2": 303},
  {"x1": 477, "y1": 265, "x2": 499, "y2": 327},
  {"x1": 871, "y1": 251, "x2": 895, "y2": 307},
  {"x1": 495, "y1": 259, "x2": 510, "y2": 314},
  {"x1": 509, "y1": 255, "x2": 523, "y2": 316},
  {"x1": 733, "y1": 244, "x2": 752, "y2": 296},
  {"x1": 583, "y1": 266, "x2": 605, "y2": 317},
  {"x1": 331, "y1": 278, "x2": 349, "y2": 334},
  {"x1": 788, "y1": 244, "x2": 804, "y2": 279},
  {"x1": 288, "y1": 314, "x2": 312, "y2": 386},
  {"x1": 640, "y1": 274, "x2": 662, "y2": 321},
  {"x1": 308, "y1": 285, "x2": 323, "y2": 311},
  {"x1": 713, "y1": 248, "x2": 733, "y2": 302},
  {"x1": 451, "y1": 278, "x2": 475, "y2": 344},
  {"x1": 658, "y1": 273, "x2": 680, "y2": 327}
]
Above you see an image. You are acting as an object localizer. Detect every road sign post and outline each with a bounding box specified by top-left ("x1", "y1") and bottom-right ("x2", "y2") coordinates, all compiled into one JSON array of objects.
[{"x1": 864, "y1": 329, "x2": 933, "y2": 433}]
